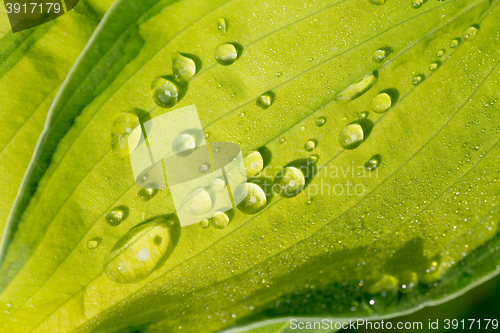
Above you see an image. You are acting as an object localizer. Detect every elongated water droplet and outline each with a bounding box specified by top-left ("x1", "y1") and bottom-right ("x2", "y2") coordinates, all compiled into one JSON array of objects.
[
  {"x1": 371, "y1": 92, "x2": 392, "y2": 113},
  {"x1": 411, "y1": 74, "x2": 424, "y2": 85},
  {"x1": 464, "y1": 26, "x2": 478, "y2": 40},
  {"x1": 215, "y1": 43, "x2": 240, "y2": 65},
  {"x1": 87, "y1": 237, "x2": 101, "y2": 250},
  {"x1": 244, "y1": 151, "x2": 264, "y2": 177},
  {"x1": 398, "y1": 271, "x2": 418, "y2": 293},
  {"x1": 235, "y1": 183, "x2": 267, "y2": 214},
  {"x1": 104, "y1": 217, "x2": 174, "y2": 284},
  {"x1": 172, "y1": 133, "x2": 196, "y2": 154},
  {"x1": 200, "y1": 219, "x2": 210, "y2": 228},
  {"x1": 183, "y1": 189, "x2": 213, "y2": 215},
  {"x1": 151, "y1": 77, "x2": 178, "y2": 108},
  {"x1": 335, "y1": 73, "x2": 377, "y2": 103},
  {"x1": 138, "y1": 186, "x2": 157, "y2": 202},
  {"x1": 217, "y1": 17, "x2": 227, "y2": 33},
  {"x1": 436, "y1": 49, "x2": 445, "y2": 57},
  {"x1": 273, "y1": 166, "x2": 305, "y2": 198},
  {"x1": 315, "y1": 117, "x2": 326, "y2": 127},
  {"x1": 368, "y1": 0, "x2": 385, "y2": 5},
  {"x1": 429, "y1": 61, "x2": 440, "y2": 71},
  {"x1": 256, "y1": 91, "x2": 274, "y2": 109},
  {"x1": 111, "y1": 113, "x2": 141, "y2": 159},
  {"x1": 411, "y1": 0, "x2": 423, "y2": 9},
  {"x1": 338, "y1": 123, "x2": 364, "y2": 149},
  {"x1": 450, "y1": 38, "x2": 459, "y2": 48},
  {"x1": 211, "y1": 211, "x2": 229, "y2": 229},
  {"x1": 304, "y1": 139, "x2": 317, "y2": 152},
  {"x1": 372, "y1": 49, "x2": 386, "y2": 63},
  {"x1": 106, "y1": 208, "x2": 125, "y2": 226},
  {"x1": 173, "y1": 54, "x2": 196, "y2": 82},
  {"x1": 364, "y1": 154, "x2": 382, "y2": 171}
]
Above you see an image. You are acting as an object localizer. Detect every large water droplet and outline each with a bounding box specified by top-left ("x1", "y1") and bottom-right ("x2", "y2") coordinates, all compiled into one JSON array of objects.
[
  {"x1": 273, "y1": 166, "x2": 305, "y2": 198},
  {"x1": 364, "y1": 154, "x2": 382, "y2": 171},
  {"x1": 256, "y1": 91, "x2": 274, "y2": 109},
  {"x1": 183, "y1": 189, "x2": 213, "y2": 215},
  {"x1": 215, "y1": 43, "x2": 240, "y2": 65},
  {"x1": 106, "y1": 208, "x2": 126, "y2": 226},
  {"x1": 151, "y1": 77, "x2": 179, "y2": 108},
  {"x1": 87, "y1": 237, "x2": 101, "y2": 250},
  {"x1": 372, "y1": 49, "x2": 386, "y2": 63},
  {"x1": 172, "y1": 133, "x2": 196, "y2": 154},
  {"x1": 236, "y1": 183, "x2": 267, "y2": 214},
  {"x1": 138, "y1": 186, "x2": 157, "y2": 202},
  {"x1": 104, "y1": 217, "x2": 174, "y2": 284},
  {"x1": 335, "y1": 72, "x2": 377, "y2": 103},
  {"x1": 244, "y1": 151, "x2": 264, "y2": 177},
  {"x1": 173, "y1": 54, "x2": 196, "y2": 82},
  {"x1": 111, "y1": 113, "x2": 141, "y2": 159},
  {"x1": 338, "y1": 123, "x2": 364, "y2": 149},
  {"x1": 211, "y1": 211, "x2": 229, "y2": 229},
  {"x1": 217, "y1": 17, "x2": 227, "y2": 33},
  {"x1": 304, "y1": 139, "x2": 317, "y2": 152},
  {"x1": 371, "y1": 92, "x2": 392, "y2": 113},
  {"x1": 464, "y1": 26, "x2": 478, "y2": 40},
  {"x1": 398, "y1": 271, "x2": 418, "y2": 293}
]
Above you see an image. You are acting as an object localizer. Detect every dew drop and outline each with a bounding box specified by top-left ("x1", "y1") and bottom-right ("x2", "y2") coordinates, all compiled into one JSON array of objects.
[
  {"x1": 199, "y1": 162, "x2": 210, "y2": 173},
  {"x1": 217, "y1": 17, "x2": 227, "y2": 33},
  {"x1": 372, "y1": 49, "x2": 386, "y2": 63},
  {"x1": 244, "y1": 151, "x2": 264, "y2": 177},
  {"x1": 104, "y1": 217, "x2": 174, "y2": 284},
  {"x1": 209, "y1": 178, "x2": 226, "y2": 192},
  {"x1": 138, "y1": 186, "x2": 157, "y2": 202},
  {"x1": 429, "y1": 61, "x2": 439, "y2": 71},
  {"x1": 364, "y1": 154, "x2": 382, "y2": 171},
  {"x1": 436, "y1": 49, "x2": 445, "y2": 57},
  {"x1": 464, "y1": 26, "x2": 478, "y2": 40},
  {"x1": 106, "y1": 208, "x2": 125, "y2": 226},
  {"x1": 368, "y1": 0, "x2": 385, "y2": 5},
  {"x1": 279, "y1": 138, "x2": 286, "y2": 144},
  {"x1": 335, "y1": 73, "x2": 377, "y2": 103},
  {"x1": 173, "y1": 54, "x2": 197, "y2": 82},
  {"x1": 411, "y1": 0, "x2": 424, "y2": 9},
  {"x1": 411, "y1": 74, "x2": 424, "y2": 85},
  {"x1": 172, "y1": 133, "x2": 196, "y2": 154},
  {"x1": 211, "y1": 211, "x2": 230, "y2": 229},
  {"x1": 200, "y1": 219, "x2": 210, "y2": 228},
  {"x1": 315, "y1": 117, "x2": 326, "y2": 127},
  {"x1": 256, "y1": 91, "x2": 274, "y2": 109},
  {"x1": 357, "y1": 111, "x2": 369, "y2": 120},
  {"x1": 87, "y1": 237, "x2": 102, "y2": 250},
  {"x1": 111, "y1": 113, "x2": 141, "y2": 159},
  {"x1": 307, "y1": 154, "x2": 319, "y2": 164},
  {"x1": 338, "y1": 123, "x2": 364, "y2": 149},
  {"x1": 235, "y1": 183, "x2": 267, "y2": 214},
  {"x1": 183, "y1": 189, "x2": 213, "y2": 215},
  {"x1": 215, "y1": 43, "x2": 240, "y2": 65},
  {"x1": 304, "y1": 139, "x2": 317, "y2": 152},
  {"x1": 152, "y1": 77, "x2": 179, "y2": 108},
  {"x1": 398, "y1": 271, "x2": 418, "y2": 293},
  {"x1": 273, "y1": 166, "x2": 305, "y2": 198},
  {"x1": 371, "y1": 92, "x2": 392, "y2": 113},
  {"x1": 450, "y1": 38, "x2": 459, "y2": 48}
]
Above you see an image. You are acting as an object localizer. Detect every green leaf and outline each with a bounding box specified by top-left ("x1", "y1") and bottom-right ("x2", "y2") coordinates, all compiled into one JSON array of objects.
[{"x1": 1, "y1": 0, "x2": 500, "y2": 332}]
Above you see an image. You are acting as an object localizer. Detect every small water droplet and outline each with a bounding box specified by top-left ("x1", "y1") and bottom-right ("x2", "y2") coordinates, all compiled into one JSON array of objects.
[
  {"x1": 183, "y1": 189, "x2": 213, "y2": 215},
  {"x1": 200, "y1": 219, "x2": 210, "y2": 228},
  {"x1": 111, "y1": 113, "x2": 141, "y2": 158},
  {"x1": 211, "y1": 211, "x2": 230, "y2": 229},
  {"x1": 411, "y1": 0, "x2": 424, "y2": 9},
  {"x1": 450, "y1": 38, "x2": 459, "y2": 48},
  {"x1": 304, "y1": 139, "x2": 317, "y2": 152},
  {"x1": 199, "y1": 163, "x2": 210, "y2": 173},
  {"x1": 464, "y1": 26, "x2": 478, "y2": 40},
  {"x1": 244, "y1": 151, "x2": 264, "y2": 177},
  {"x1": 371, "y1": 92, "x2": 392, "y2": 113},
  {"x1": 411, "y1": 74, "x2": 424, "y2": 85},
  {"x1": 87, "y1": 237, "x2": 102, "y2": 250},
  {"x1": 273, "y1": 166, "x2": 305, "y2": 198},
  {"x1": 398, "y1": 271, "x2": 418, "y2": 293},
  {"x1": 256, "y1": 91, "x2": 274, "y2": 109},
  {"x1": 215, "y1": 43, "x2": 240, "y2": 65},
  {"x1": 335, "y1": 73, "x2": 377, "y2": 103},
  {"x1": 372, "y1": 49, "x2": 386, "y2": 63},
  {"x1": 279, "y1": 138, "x2": 286, "y2": 144},
  {"x1": 152, "y1": 77, "x2": 179, "y2": 108},
  {"x1": 315, "y1": 117, "x2": 326, "y2": 127},
  {"x1": 173, "y1": 54, "x2": 197, "y2": 82},
  {"x1": 436, "y1": 49, "x2": 445, "y2": 57},
  {"x1": 357, "y1": 111, "x2": 369, "y2": 120},
  {"x1": 217, "y1": 17, "x2": 227, "y2": 33},
  {"x1": 307, "y1": 154, "x2": 319, "y2": 164},
  {"x1": 172, "y1": 133, "x2": 196, "y2": 154},
  {"x1": 429, "y1": 61, "x2": 440, "y2": 71},
  {"x1": 276, "y1": 72, "x2": 283, "y2": 77},
  {"x1": 209, "y1": 178, "x2": 226, "y2": 192},
  {"x1": 338, "y1": 123, "x2": 364, "y2": 149},
  {"x1": 364, "y1": 154, "x2": 382, "y2": 171},
  {"x1": 368, "y1": 0, "x2": 386, "y2": 5},
  {"x1": 235, "y1": 183, "x2": 267, "y2": 214},
  {"x1": 138, "y1": 186, "x2": 157, "y2": 202},
  {"x1": 106, "y1": 208, "x2": 125, "y2": 226}
]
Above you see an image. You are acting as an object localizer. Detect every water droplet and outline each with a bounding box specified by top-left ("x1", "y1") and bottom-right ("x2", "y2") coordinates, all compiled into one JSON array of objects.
[
  {"x1": 304, "y1": 139, "x2": 317, "y2": 152},
  {"x1": 279, "y1": 138, "x2": 286, "y2": 144},
  {"x1": 87, "y1": 237, "x2": 102, "y2": 250},
  {"x1": 111, "y1": 113, "x2": 141, "y2": 159},
  {"x1": 273, "y1": 166, "x2": 305, "y2": 198},
  {"x1": 173, "y1": 54, "x2": 196, "y2": 82},
  {"x1": 315, "y1": 117, "x2": 326, "y2": 127},
  {"x1": 104, "y1": 217, "x2": 174, "y2": 284},
  {"x1": 368, "y1": 0, "x2": 385, "y2": 5},
  {"x1": 151, "y1": 77, "x2": 179, "y2": 108},
  {"x1": 372, "y1": 49, "x2": 386, "y2": 63},
  {"x1": 215, "y1": 43, "x2": 240, "y2": 65},
  {"x1": 307, "y1": 154, "x2": 319, "y2": 164},
  {"x1": 371, "y1": 92, "x2": 392, "y2": 113},
  {"x1": 411, "y1": 74, "x2": 424, "y2": 85},
  {"x1": 200, "y1": 219, "x2": 210, "y2": 228},
  {"x1": 335, "y1": 73, "x2": 377, "y2": 103},
  {"x1": 172, "y1": 133, "x2": 196, "y2": 154},
  {"x1": 106, "y1": 208, "x2": 125, "y2": 226},
  {"x1": 244, "y1": 151, "x2": 264, "y2": 177},
  {"x1": 138, "y1": 186, "x2": 157, "y2": 202},
  {"x1": 217, "y1": 17, "x2": 227, "y2": 33},
  {"x1": 256, "y1": 91, "x2": 274, "y2": 109},
  {"x1": 429, "y1": 61, "x2": 440, "y2": 71},
  {"x1": 464, "y1": 26, "x2": 478, "y2": 40},
  {"x1": 338, "y1": 123, "x2": 364, "y2": 149},
  {"x1": 450, "y1": 38, "x2": 459, "y2": 48},
  {"x1": 398, "y1": 271, "x2": 418, "y2": 293},
  {"x1": 199, "y1": 163, "x2": 210, "y2": 173},
  {"x1": 183, "y1": 189, "x2": 213, "y2": 215},
  {"x1": 235, "y1": 183, "x2": 267, "y2": 214},
  {"x1": 411, "y1": 0, "x2": 424, "y2": 9},
  {"x1": 436, "y1": 49, "x2": 445, "y2": 57},
  {"x1": 364, "y1": 154, "x2": 382, "y2": 171},
  {"x1": 209, "y1": 178, "x2": 226, "y2": 192},
  {"x1": 211, "y1": 211, "x2": 229, "y2": 229}
]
